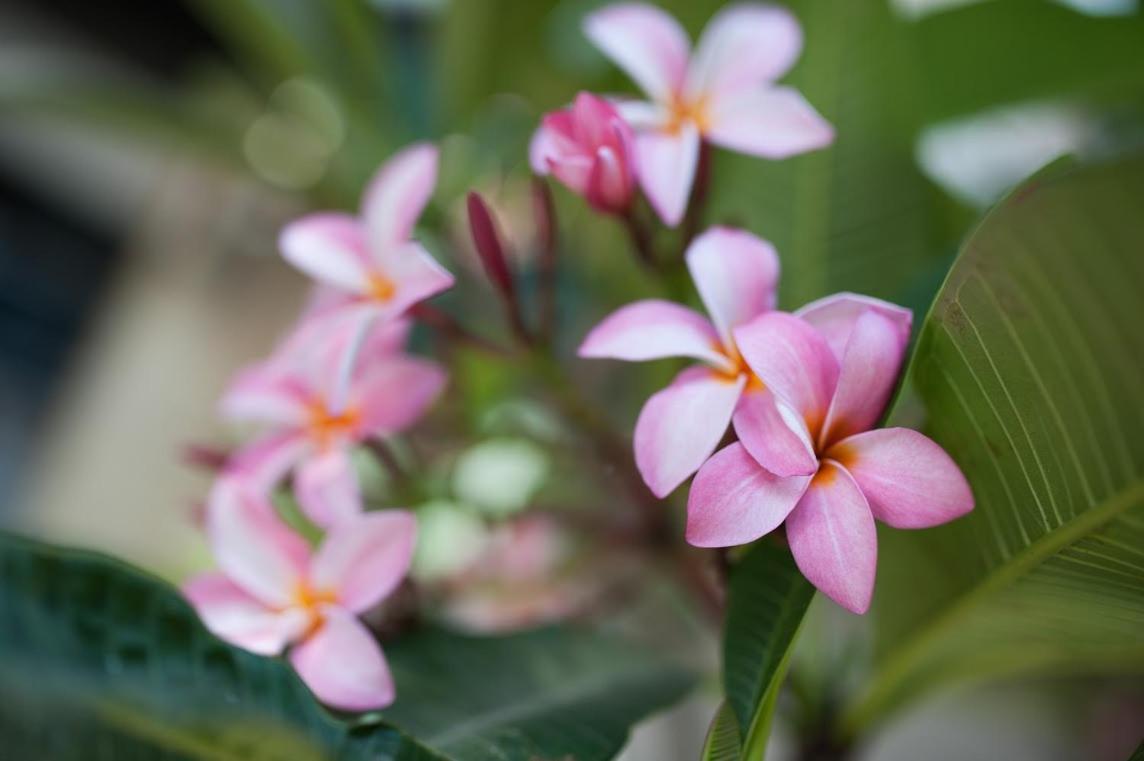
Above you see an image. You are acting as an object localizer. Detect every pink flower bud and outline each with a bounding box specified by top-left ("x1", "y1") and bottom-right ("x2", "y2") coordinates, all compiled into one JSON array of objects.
[{"x1": 530, "y1": 92, "x2": 636, "y2": 214}]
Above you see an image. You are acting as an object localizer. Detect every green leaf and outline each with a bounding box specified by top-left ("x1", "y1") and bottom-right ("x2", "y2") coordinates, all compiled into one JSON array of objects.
[
  {"x1": 700, "y1": 701, "x2": 741, "y2": 761},
  {"x1": 710, "y1": 0, "x2": 950, "y2": 309},
  {"x1": 844, "y1": 155, "x2": 1144, "y2": 733},
  {"x1": 0, "y1": 532, "x2": 694, "y2": 760},
  {"x1": 1128, "y1": 739, "x2": 1144, "y2": 761},
  {"x1": 914, "y1": 0, "x2": 1144, "y2": 125},
  {"x1": 718, "y1": 541, "x2": 816, "y2": 760}
]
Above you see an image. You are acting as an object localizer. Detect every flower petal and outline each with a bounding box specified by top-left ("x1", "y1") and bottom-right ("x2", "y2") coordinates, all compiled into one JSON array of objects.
[
  {"x1": 206, "y1": 479, "x2": 311, "y2": 608},
  {"x1": 295, "y1": 450, "x2": 363, "y2": 529},
  {"x1": 733, "y1": 312, "x2": 839, "y2": 437},
  {"x1": 383, "y1": 241, "x2": 456, "y2": 317},
  {"x1": 685, "y1": 226, "x2": 780, "y2": 343},
  {"x1": 634, "y1": 369, "x2": 745, "y2": 497},
  {"x1": 636, "y1": 123, "x2": 700, "y2": 227},
  {"x1": 279, "y1": 213, "x2": 371, "y2": 293},
  {"x1": 786, "y1": 462, "x2": 877, "y2": 614},
  {"x1": 362, "y1": 142, "x2": 438, "y2": 255},
  {"x1": 706, "y1": 86, "x2": 834, "y2": 159},
  {"x1": 226, "y1": 432, "x2": 310, "y2": 495},
  {"x1": 219, "y1": 365, "x2": 310, "y2": 426},
  {"x1": 184, "y1": 573, "x2": 307, "y2": 656},
  {"x1": 795, "y1": 292, "x2": 912, "y2": 363},
  {"x1": 583, "y1": 3, "x2": 690, "y2": 102},
  {"x1": 686, "y1": 443, "x2": 810, "y2": 547},
  {"x1": 311, "y1": 510, "x2": 417, "y2": 613},
  {"x1": 686, "y1": 3, "x2": 802, "y2": 98},
  {"x1": 732, "y1": 388, "x2": 817, "y2": 477},
  {"x1": 820, "y1": 309, "x2": 910, "y2": 445},
  {"x1": 830, "y1": 428, "x2": 974, "y2": 529},
  {"x1": 290, "y1": 610, "x2": 395, "y2": 711},
  {"x1": 353, "y1": 355, "x2": 448, "y2": 435},
  {"x1": 578, "y1": 299, "x2": 731, "y2": 369}
]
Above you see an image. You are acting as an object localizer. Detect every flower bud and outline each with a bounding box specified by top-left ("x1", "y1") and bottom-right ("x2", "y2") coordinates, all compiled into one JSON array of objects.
[{"x1": 529, "y1": 92, "x2": 636, "y2": 214}]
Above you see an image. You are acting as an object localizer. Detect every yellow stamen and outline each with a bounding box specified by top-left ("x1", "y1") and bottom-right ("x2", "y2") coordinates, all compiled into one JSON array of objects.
[
  {"x1": 366, "y1": 272, "x2": 396, "y2": 302},
  {"x1": 306, "y1": 401, "x2": 361, "y2": 450},
  {"x1": 292, "y1": 581, "x2": 339, "y2": 638},
  {"x1": 665, "y1": 94, "x2": 711, "y2": 136}
]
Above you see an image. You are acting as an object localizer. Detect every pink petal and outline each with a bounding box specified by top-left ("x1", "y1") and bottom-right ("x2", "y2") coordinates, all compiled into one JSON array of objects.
[
  {"x1": 634, "y1": 369, "x2": 745, "y2": 497},
  {"x1": 578, "y1": 299, "x2": 732, "y2": 370},
  {"x1": 615, "y1": 99, "x2": 669, "y2": 130},
  {"x1": 732, "y1": 388, "x2": 817, "y2": 477},
  {"x1": 686, "y1": 3, "x2": 802, "y2": 98},
  {"x1": 733, "y1": 312, "x2": 839, "y2": 438},
  {"x1": 636, "y1": 123, "x2": 700, "y2": 227},
  {"x1": 184, "y1": 573, "x2": 308, "y2": 656},
  {"x1": 311, "y1": 510, "x2": 417, "y2": 613},
  {"x1": 362, "y1": 142, "x2": 438, "y2": 255},
  {"x1": 795, "y1": 292, "x2": 912, "y2": 363},
  {"x1": 686, "y1": 443, "x2": 810, "y2": 547},
  {"x1": 786, "y1": 462, "x2": 877, "y2": 614},
  {"x1": 279, "y1": 213, "x2": 371, "y2": 293},
  {"x1": 583, "y1": 3, "x2": 690, "y2": 102},
  {"x1": 290, "y1": 610, "x2": 395, "y2": 711},
  {"x1": 353, "y1": 355, "x2": 447, "y2": 435},
  {"x1": 380, "y1": 241, "x2": 456, "y2": 317},
  {"x1": 225, "y1": 432, "x2": 310, "y2": 495},
  {"x1": 219, "y1": 364, "x2": 310, "y2": 426},
  {"x1": 829, "y1": 428, "x2": 974, "y2": 529},
  {"x1": 295, "y1": 450, "x2": 363, "y2": 529},
  {"x1": 685, "y1": 226, "x2": 780, "y2": 343},
  {"x1": 820, "y1": 310, "x2": 910, "y2": 446},
  {"x1": 205, "y1": 479, "x2": 311, "y2": 608},
  {"x1": 706, "y1": 87, "x2": 834, "y2": 159}
]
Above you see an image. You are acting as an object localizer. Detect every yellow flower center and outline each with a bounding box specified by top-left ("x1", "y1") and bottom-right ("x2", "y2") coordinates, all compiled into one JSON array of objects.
[
  {"x1": 665, "y1": 94, "x2": 711, "y2": 136},
  {"x1": 292, "y1": 581, "x2": 339, "y2": 637},
  {"x1": 306, "y1": 401, "x2": 361, "y2": 451},
  {"x1": 366, "y1": 272, "x2": 396, "y2": 302}
]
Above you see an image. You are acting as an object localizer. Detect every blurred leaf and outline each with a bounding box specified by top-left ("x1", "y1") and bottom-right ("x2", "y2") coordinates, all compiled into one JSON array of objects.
[
  {"x1": 845, "y1": 155, "x2": 1144, "y2": 732},
  {"x1": 914, "y1": 0, "x2": 1144, "y2": 125},
  {"x1": 0, "y1": 532, "x2": 691, "y2": 760},
  {"x1": 0, "y1": 60, "x2": 246, "y2": 164},
  {"x1": 710, "y1": 0, "x2": 950, "y2": 309},
  {"x1": 380, "y1": 627, "x2": 695, "y2": 761},
  {"x1": 699, "y1": 701, "x2": 741, "y2": 761},
  {"x1": 1129, "y1": 739, "x2": 1144, "y2": 761},
  {"x1": 718, "y1": 541, "x2": 816, "y2": 760}
]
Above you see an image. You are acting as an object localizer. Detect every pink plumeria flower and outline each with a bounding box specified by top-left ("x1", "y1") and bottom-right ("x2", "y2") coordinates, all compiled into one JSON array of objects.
[
  {"x1": 580, "y1": 227, "x2": 812, "y2": 497},
  {"x1": 530, "y1": 92, "x2": 637, "y2": 214},
  {"x1": 584, "y1": 3, "x2": 834, "y2": 225},
  {"x1": 280, "y1": 142, "x2": 454, "y2": 328},
  {"x1": 222, "y1": 314, "x2": 445, "y2": 528},
  {"x1": 185, "y1": 481, "x2": 416, "y2": 710},
  {"x1": 687, "y1": 294, "x2": 974, "y2": 614}
]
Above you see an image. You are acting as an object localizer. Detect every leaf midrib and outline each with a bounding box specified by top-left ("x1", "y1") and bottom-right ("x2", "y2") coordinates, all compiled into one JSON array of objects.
[{"x1": 843, "y1": 477, "x2": 1144, "y2": 731}]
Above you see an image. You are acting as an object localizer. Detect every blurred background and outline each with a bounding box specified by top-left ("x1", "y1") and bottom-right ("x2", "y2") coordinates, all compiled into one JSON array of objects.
[{"x1": 1, "y1": 0, "x2": 1142, "y2": 758}]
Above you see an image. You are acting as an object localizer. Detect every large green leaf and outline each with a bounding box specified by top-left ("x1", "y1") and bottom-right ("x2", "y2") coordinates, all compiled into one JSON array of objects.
[
  {"x1": 843, "y1": 155, "x2": 1144, "y2": 732},
  {"x1": 710, "y1": 0, "x2": 950, "y2": 310},
  {"x1": 0, "y1": 533, "x2": 693, "y2": 760},
  {"x1": 715, "y1": 540, "x2": 816, "y2": 760}
]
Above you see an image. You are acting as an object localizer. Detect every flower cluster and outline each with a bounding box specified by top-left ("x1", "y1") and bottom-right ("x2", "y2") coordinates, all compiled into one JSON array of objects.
[
  {"x1": 184, "y1": 2, "x2": 976, "y2": 718},
  {"x1": 580, "y1": 241, "x2": 974, "y2": 613},
  {"x1": 185, "y1": 144, "x2": 451, "y2": 710}
]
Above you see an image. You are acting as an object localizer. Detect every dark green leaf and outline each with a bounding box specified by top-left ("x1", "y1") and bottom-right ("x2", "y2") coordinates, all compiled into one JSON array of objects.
[
  {"x1": 845, "y1": 155, "x2": 1144, "y2": 732},
  {"x1": 720, "y1": 541, "x2": 816, "y2": 760},
  {"x1": 0, "y1": 532, "x2": 694, "y2": 760}
]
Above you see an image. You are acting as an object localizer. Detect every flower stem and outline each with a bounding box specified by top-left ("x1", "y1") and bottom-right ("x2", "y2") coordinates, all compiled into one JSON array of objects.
[
  {"x1": 411, "y1": 303, "x2": 513, "y2": 356},
  {"x1": 621, "y1": 208, "x2": 660, "y2": 271},
  {"x1": 678, "y1": 140, "x2": 713, "y2": 257}
]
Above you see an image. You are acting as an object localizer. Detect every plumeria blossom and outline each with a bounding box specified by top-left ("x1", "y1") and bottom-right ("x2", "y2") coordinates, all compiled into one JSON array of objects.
[
  {"x1": 584, "y1": 3, "x2": 834, "y2": 225},
  {"x1": 530, "y1": 92, "x2": 637, "y2": 214},
  {"x1": 279, "y1": 142, "x2": 454, "y2": 328},
  {"x1": 185, "y1": 480, "x2": 416, "y2": 710},
  {"x1": 687, "y1": 294, "x2": 974, "y2": 614},
  {"x1": 580, "y1": 226, "x2": 814, "y2": 498},
  {"x1": 221, "y1": 313, "x2": 446, "y2": 528}
]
